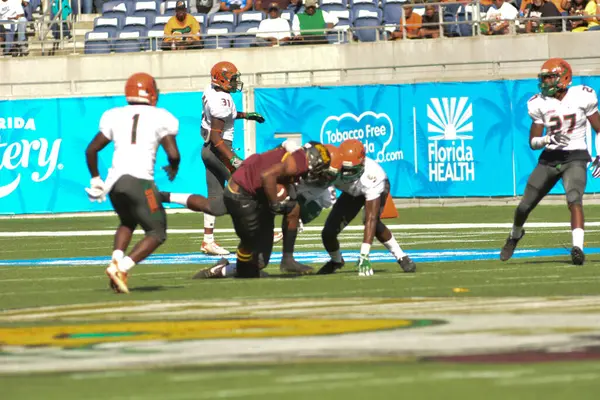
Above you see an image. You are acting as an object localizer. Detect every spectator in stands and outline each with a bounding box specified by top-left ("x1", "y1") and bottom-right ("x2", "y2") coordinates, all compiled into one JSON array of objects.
[
  {"x1": 0, "y1": 0, "x2": 28, "y2": 56},
  {"x1": 163, "y1": 0, "x2": 202, "y2": 50},
  {"x1": 521, "y1": 0, "x2": 564, "y2": 13},
  {"x1": 220, "y1": 0, "x2": 253, "y2": 14},
  {"x1": 291, "y1": 0, "x2": 338, "y2": 44},
  {"x1": 287, "y1": 0, "x2": 304, "y2": 14},
  {"x1": 51, "y1": 0, "x2": 71, "y2": 40},
  {"x1": 254, "y1": 2, "x2": 292, "y2": 46},
  {"x1": 390, "y1": 5, "x2": 422, "y2": 40},
  {"x1": 196, "y1": 0, "x2": 214, "y2": 13},
  {"x1": 482, "y1": 0, "x2": 519, "y2": 34},
  {"x1": 254, "y1": 0, "x2": 289, "y2": 12},
  {"x1": 525, "y1": 0, "x2": 562, "y2": 32},
  {"x1": 562, "y1": 0, "x2": 599, "y2": 31},
  {"x1": 420, "y1": 4, "x2": 440, "y2": 38}
]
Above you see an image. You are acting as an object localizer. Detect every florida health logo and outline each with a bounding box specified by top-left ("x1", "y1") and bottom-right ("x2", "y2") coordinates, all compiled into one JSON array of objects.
[
  {"x1": 320, "y1": 111, "x2": 403, "y2": 163},
  {"x1": 427, "y1": 97, "x2": 475, "y2": 182}
]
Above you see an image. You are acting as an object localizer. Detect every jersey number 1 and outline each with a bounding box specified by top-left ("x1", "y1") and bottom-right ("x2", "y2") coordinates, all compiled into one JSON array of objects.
[{"x1": 131, "y1": 114, "x2": 140, "y2": 144}]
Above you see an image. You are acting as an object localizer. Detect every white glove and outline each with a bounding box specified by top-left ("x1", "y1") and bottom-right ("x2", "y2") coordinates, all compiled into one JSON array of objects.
[
  {"x1": 85, "y1": 176, "x2": 106, "y2": 203},
  {"x1": 546, "y1": 133, "x2": 570, "y2": 147}
]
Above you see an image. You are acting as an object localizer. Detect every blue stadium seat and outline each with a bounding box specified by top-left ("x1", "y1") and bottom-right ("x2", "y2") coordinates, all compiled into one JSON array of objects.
[
  {"x1": 114, "y1": 30, "x2": 148, "y2": 53},
  {"x1": 84, "y1": 31, "x2": 113, "y2": 54},
  {"x1": 151, "y1": 15, "x2": 171, "y2": 30},
  {"x1": 147, "y1": 29, "x2": 164, "y2": 50},
  {"x1": 102, "y1": 1, "x2": 129, "y2": 18},
  {"x1": 327, "y1": 9, "x2": 351, "y2": 43},
  {"x1": 236, "y1": 11, "x2": 264, "y2": 31},
  {"x1": 381, "y1": 0, "x2": 404, "y2": 25},
  {"x1": 123, "y1": 16, "x2": 149, "y2": 33},
  {"x1": 280, "y1": 10, "x2": 294, "y2": 27},
  {"x1": 350, "y1": 0, "x2": 378, "y2": 12},
  {"x1": 352, "y1": 8, "x2": 383, "y2": 42},
  {"x1": 320, "y1": 0, "x2": 348, "y2": 12},
  {"x1": 203, "y1": 27, "x2": 232, "y2": 49},
  {"x1": 93, "y1": 16, "x2": 123, "y2": 36},
  {"x1": 208, "y1": 12, "x2": 236, "y2": 30},
  {"x1": 233, "y1": 26, "x2": 258, "y2": 48},
  {"x1": 132, "y1": 1, "x2": 159, "y2": 21},
  {"x1": 192, "y1": 13, "x2": 207, "y2": 33}
]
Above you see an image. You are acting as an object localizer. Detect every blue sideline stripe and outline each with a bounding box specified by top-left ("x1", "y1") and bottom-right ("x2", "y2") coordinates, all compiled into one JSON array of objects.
[{"x1": 0, "y1": 247, "x2": 593, "y2": 267}]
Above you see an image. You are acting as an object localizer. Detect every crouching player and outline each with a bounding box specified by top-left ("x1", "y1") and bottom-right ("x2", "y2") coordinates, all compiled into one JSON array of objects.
[{"x1": 317, "y1": 139, "x2": 416, "y2": 277}]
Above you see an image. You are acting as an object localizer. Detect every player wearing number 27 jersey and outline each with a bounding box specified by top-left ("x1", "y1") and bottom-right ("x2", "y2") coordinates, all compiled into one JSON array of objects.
[
  {"x1": 500, "y1": 58, "x2": 600, "y2": 266},
  {"x1": 85, "y1": 72, "x2": 180, "y2": 294}
]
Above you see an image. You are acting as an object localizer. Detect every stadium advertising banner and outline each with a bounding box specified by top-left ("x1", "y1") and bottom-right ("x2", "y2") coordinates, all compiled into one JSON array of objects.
[
  {"x1": 255, "y1": 77, "x2": 600, "y2": 198},
  {"x1": 0, "y1": 92, "x2": 244, "y2": 214}
]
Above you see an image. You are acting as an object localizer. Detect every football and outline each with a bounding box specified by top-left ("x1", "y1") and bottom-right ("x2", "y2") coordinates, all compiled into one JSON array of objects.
[{"x1": 276, "y1": 184, "x2": 289, "y2": 202}]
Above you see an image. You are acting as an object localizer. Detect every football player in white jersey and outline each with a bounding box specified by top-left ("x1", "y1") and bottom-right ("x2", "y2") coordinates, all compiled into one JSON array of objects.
[
  {"x1": 85, "y1": 72, "x2": 180, "y2": 294},
  {"x1": 198, "y1": 61, "x2": 266, "y2": 256},
  {"x1": 500, "y1": 58, "x2": 600, "y2": 265},
  {"x1": 317, "y1": 139, "x2": 416, "y2": 277}
]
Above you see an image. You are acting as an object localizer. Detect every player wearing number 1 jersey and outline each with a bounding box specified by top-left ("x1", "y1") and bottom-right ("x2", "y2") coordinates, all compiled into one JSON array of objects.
[
  {"x1": 500, "y1": 58, "x2": 600, "y2": 265},
  {"x1": 197, "y1": 61, "x2": 266, "y2": 256},
  {"x1": 85, "y1": 72, "x2": 180, "y2": 294}
]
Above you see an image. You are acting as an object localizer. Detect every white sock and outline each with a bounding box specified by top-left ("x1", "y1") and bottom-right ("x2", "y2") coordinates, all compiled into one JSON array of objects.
[
  {"x1": 329, "y1": 250, "x2": 343, "y2": 263},
  {"x1": 573, "y1": 228, "x2": 584, "y2": 250},
  {"x1": 112, "y1": 250, "x2": 124, "y2": 262},
  {"x1": 204, "y1": 233, "x2": 214, "y2": 243},
  {"x1": 223, "y1": 264, "x2": 237, "y2": 277},
  {"x1": 118, "y1": 256, "x2": 136, "y2": 273},
  {"x1": 511, "y1": 225, "x2": 524, "y2": 239},
  {"x1": 383, "y1": 236, "x2": 406, "y2": 261},
  {"x1": 171, "y1": 193, "x2": 191, "y2": 206},
  {"x1": 204, "y1": 214, "x2": 216, "y2": 243}
]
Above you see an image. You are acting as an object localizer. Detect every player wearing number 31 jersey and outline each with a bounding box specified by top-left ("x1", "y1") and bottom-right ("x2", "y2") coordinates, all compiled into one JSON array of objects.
[
  {"x1": 85, "y1": 72, "x2": 180, "y2": 294},
  {"x1": 500, "y1": 58, "x2": 600, "y2": 265}
]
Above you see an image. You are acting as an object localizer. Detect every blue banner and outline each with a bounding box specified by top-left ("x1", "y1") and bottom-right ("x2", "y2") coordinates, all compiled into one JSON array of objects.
[
  {"x1": 255, "y1": 78, "x2": 600, "y2": 198},
  {"x1": 0, "y1": 91, "x2": 244, "y2": 214}
]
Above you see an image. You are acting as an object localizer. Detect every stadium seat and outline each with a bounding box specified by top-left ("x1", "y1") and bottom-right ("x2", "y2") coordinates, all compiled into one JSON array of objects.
[
  {"x1": 381, "y1": 0, "x2": 404, "y2": 25},
  {"x1": 280, "y1": 10, "x2": 294, "y2": 27},
  {"x1": 192, "y1": 13, "x2": 207, "y2": 33},
  {"x1": 132, "y1": 1, "x2": 159, "y2": 21},
  {"x1": 236, "y1": 11, "x2": 264, "y2": 31},
  {"x1": 320, "y1": 0, "x2": 348, "y2": 13},
  {"x1": 114, "y1": 30, "x2": 148, "y2": 53},
  {"x1": 208, "y1": 12, "x2": 236, "y2": 30},
  {"x1": 84, "y1": 31, "x2": 112, "y2": 54},
  {"x1": 151, "y1": 15, "x2": 171, "y2": 30},
  {"x1": 352, "y1": 8, "x2": 383, "y2": 42},
  {"x1": 148, "y1": 29, "x2": 164, "y2": 51},
  {"x1": 102, "y1": 1, "x2": 129, "y2": 19},
  {"x1": 233, "y1": 26, "x2": 258, "y2": 48},
  {"x1": 350, "y1": 0, "x2": 378, "y2": 12},
  {"x1": 203, "y1": 27, "x2": 232, "y2": 49},
  {"x1": 327, "y1": 9, "x2": 351, "y2": 43},
  {"x1": 93, "y1": 17, "x2": 123, "y2": 36},
  {"x1": 122, "y1": 16, "x2": 150, "y2": 33}
]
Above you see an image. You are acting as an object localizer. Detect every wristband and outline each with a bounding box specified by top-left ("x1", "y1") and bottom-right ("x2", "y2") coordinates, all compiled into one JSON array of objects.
[{"x1": 360, "y1": 243, "x2": 371, "y2": 256}]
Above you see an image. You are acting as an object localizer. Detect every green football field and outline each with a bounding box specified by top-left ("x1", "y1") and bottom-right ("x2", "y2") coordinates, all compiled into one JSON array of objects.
[{"x1": 2, "y1": 204, "x2": 600, "y2": 399}]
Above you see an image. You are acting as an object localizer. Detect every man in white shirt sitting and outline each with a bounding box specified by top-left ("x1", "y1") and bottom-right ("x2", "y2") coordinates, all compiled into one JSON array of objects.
[
  {"x1": 254, "y1": 2, "x2": 292, "y2": 46},
  {"x1": 483, "y1": 0, "x2": 519, "y2": 35},
  {"x1": 0, "y1": 0, "x2": 28, "y2": 56}
]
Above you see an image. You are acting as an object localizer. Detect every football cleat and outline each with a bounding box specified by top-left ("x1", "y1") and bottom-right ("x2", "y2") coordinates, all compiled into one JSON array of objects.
[
  {"x1": 398, "y1": 255, "x2": 416, "y2": 273},
  {"x1": 500, "y1": 230, "x2": 525, "y2": 261},
  {"x1": 106, "y1": 263, "x2": 129, "y2": 294},
  {"x1": 273, "y1": 232, "x2": 283, "y2": 244},
  {"x1": 192, "y1": 257, "x2": 229, "y2": 279},
  {"x1": 316, "y1": 259, "x2": 345, "y2": 275},
  {"x1": 201, "y1": 241, "x2": 231, "y2": 256},
  {"x1": 571, "y1": 246, "x2": 585, "y2": 266},
  {"x1": 280, "y1": 259, "x2": 314, "y2": 275}
]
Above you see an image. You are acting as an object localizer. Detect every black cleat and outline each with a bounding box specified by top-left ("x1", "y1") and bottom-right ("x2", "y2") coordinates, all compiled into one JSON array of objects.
[
  {"x1": 500, "y1": 230, "x2": 525, "y2": 261},
  {"x1": 192, "y1": 257, "x2": 229, "y2": 279},
  {"x1": 280, "y1": 259, "x2": 314, "y2": 275},
  {"x1": 571, "y1": 246, "x2": 585, "y2": 266},
  {"x1": 316, "y1": 259, "x2": 345, "y2": 275},
  {"x1": 158, "y1": 191, "x2": 171, "y2": 203},
  {"x1": 398, "y1": 256, "x2": 416, "y2": 273}
]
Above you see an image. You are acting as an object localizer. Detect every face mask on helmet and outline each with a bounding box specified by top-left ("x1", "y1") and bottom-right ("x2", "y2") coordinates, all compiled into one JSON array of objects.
[
  {"x1": 340, "y1": 163, "x2": 364, "y2": 183},
  {"x1": 303, "y1": 143, "x2": 331, "y2": 184},
  {"x1": 538, "y1": 72, "x2": 561, "y2": 97},
  {"x1": 228, "y1": 73, "x2": 244, "y2": 93}
]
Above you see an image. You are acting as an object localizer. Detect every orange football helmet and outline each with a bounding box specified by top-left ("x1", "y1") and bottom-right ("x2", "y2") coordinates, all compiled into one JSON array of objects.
[
  {"x1": 324, "y1": 144, "x2": 341, "y2": 182},
  {"x1": 338, "y1": 139, "x2": 366, "y2": 182},
  {"x1": 211, "y1": 61, "x2": 243, "y2": 93},
  {"x1": 538, "y1": 58, "x2": 572, "y2": 97},
  {"x1": 125, "y1": 72, "x2": 159, "y2": 106}
]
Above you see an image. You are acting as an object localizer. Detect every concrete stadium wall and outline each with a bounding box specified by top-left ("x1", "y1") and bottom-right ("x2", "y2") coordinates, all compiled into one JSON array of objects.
[{"x1": 2, "y1": 32, "x2": 600, "y2": 99}]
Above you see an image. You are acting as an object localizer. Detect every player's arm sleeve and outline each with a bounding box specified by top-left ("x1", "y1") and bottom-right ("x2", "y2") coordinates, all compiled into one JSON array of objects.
[
  {"x1": 583, "y1": 87, "x2": 599, "y2": 117},
  {"x1": 157, "y1": 111, "x2": 179, "y2": 139},
  {"x1": 98, "y1": 111, "x2": 113, "y2": 140},
  {"x1": 527, "y1": 98, "x2": 544, "y2": 124}
]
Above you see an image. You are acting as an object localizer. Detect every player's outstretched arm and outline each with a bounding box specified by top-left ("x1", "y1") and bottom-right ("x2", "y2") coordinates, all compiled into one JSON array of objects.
[
  {"x1": 160, "y1": 135, "x2": 180, "y2": 181},
  {"x1": 236, "y1": 112, "x2": 265, "y2": 123}
]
